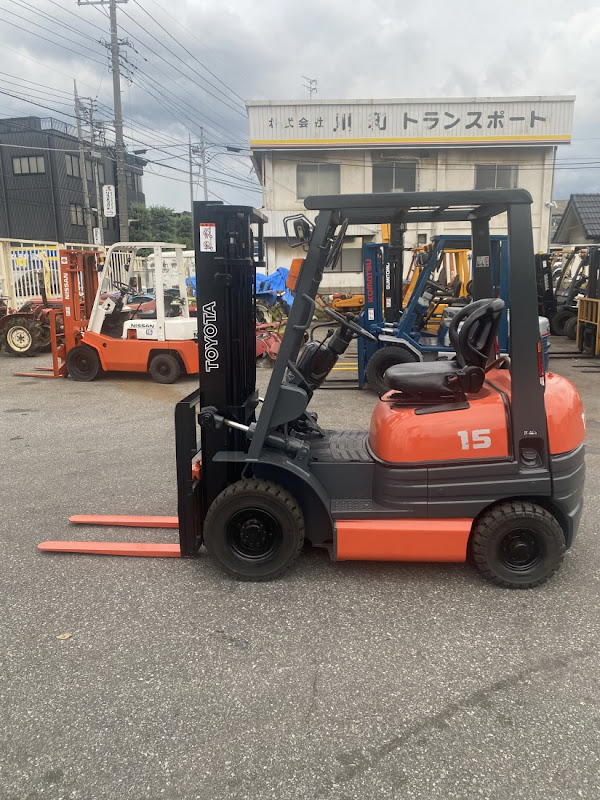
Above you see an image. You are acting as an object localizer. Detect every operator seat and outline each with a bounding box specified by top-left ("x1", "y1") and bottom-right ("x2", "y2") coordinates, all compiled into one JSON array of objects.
[{"x1": 383, "y1": 298, "x2": 505, "y2": 401}]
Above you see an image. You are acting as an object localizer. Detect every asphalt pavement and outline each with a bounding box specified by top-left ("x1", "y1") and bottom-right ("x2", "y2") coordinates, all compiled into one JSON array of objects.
[{"x1": 1, "y1": 343, "x2": 600, "y2": 800}]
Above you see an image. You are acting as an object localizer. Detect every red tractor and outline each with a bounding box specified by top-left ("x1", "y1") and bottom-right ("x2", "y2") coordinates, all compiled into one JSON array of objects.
[{"x1": 0, "y1": 279, "x2": 60, "y2": 357}]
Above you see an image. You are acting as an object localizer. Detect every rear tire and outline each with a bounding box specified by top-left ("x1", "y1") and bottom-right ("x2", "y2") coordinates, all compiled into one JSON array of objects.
[
  {"x1": 204, "y1": 479, "x2": 305, "y2": 581},
  {"x1": 37, "y1": 322, "x2": 52, "y2": 352},
  {"x1": 2, "y1": 318, "x2": 40, "y2": 357},
  {"x1": 149, "y1": 352, "x2": 181, "y2": 384},
  {"x1": 471, "y1": 501, "x2": 565, "y2": 589},
  {"x1": 366, "y1": 345, "x2": 418, "y2": 396},
  {"x1": 550, "y1": 310, "x2": 574, "y2": 336},
  {"x1": 66, "y1": 344, "x2": 101, "y2": 381}
]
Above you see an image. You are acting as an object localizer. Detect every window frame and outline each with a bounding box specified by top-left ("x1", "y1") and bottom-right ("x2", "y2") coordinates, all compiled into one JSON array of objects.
[
  {"x1": 69, "y1": 202, "x2": 85, "y2": 226},
  {"x1": 296, "y1": 162, "x2": 341, "y2": 200},
  {"x1": 474, "y1": 163, "x2": 519, "y2": 190},
  {"x1": 372, "y1": 161, "x2": 417, "y2": 193},
  {"x1": 12, "y1": 155, "x2": 46, "y2": 175}
]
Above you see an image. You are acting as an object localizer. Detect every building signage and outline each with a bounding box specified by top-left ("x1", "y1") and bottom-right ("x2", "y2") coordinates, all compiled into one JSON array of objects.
[
  {"x1": 102, "y1": 184, "x2": 116, "y2": 218},
  {"x1": 247, "y1": 96, "x2": 575, "y2": 149},
  {"x1": 93, "y1": 227, "x2": 102, "y2": 245}
]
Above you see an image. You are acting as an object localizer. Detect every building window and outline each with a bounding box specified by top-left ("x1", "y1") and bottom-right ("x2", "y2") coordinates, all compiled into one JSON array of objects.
[
  {"x1": 12, "y1": 155, "x2": 45, "y2": 175},
  {"x1": 417, "y1": 233, "x2": 427, "y2": 246},
  {"x1": 373, "y1": 162, "x2": 416, "y2": 193},
  {"x1": 70, "y1": 203, "x2": 85, "y2": 226},
  {"x1": 85, "y1": 160, "x2": 105, "y2": 184},
  {"x1": 65, "y1": 153, "x2": 81, "y2": 178},
  {"x1": 296, "y1": 163, "x2": 340, "y2": 199},
  {"x1": 136, "y1": 174, "x2": 143, "y2": 193},
  {"x1": 126, "y1": 172, "x2": 135, "y2": 190},
  {"x1": 475, "y1": 164, "x2": 518, "y2": 190},
  {"x1": 328, "y1": 244, "x2": 362, "y2": 272}
]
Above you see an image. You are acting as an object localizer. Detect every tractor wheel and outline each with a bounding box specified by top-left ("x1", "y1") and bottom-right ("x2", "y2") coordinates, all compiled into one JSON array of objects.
[
  {"x1": 564, "y1": 315, "x2": 578, "y2": 341},
  {"x1": 365, "y1": 345, "x2": 419, "y2": 396},
  {"x1": 36, "y1": 322, "x2": 52, "y2": 352},
  {"x1": 149, "y1": 352, "x2": 181, "y2": 384},
  {"x1": 1, "y1": 317, "x2": 40, "y2": 357},
  {"x1": 204, "y1": 479, "x2": 305, "y2": 581},
  {"x1": 550, "y1": 310, "x2": 575, "y2": 336},
  {"x1": 471, "y1": 501, "x2": 565, "y2": 589},
  {"x1": 255, "y1": 302, "x2": 273, "y2": 324},
  {"x1": 66, "y1": 344, "x2": 101, "y2": 381}
]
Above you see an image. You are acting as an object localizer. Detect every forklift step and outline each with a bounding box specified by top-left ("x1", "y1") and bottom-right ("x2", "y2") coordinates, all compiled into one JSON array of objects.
[
  {"x1": 69, "y1": 514, "x2": 178, "y2": 528},
  {"x1": 38, "y1": 541, "x2": 180, "y2": 557}
]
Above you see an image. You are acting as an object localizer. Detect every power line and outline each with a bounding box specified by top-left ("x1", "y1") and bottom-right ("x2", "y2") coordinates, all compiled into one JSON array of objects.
[
  {"x1": 0, "y1": 15, "x2": 107, "y2": 68},
  {"x1": 118, "y1": 5, "x2": 246, "y2": 118},
  {"x1": 130, "y1": 0, "x2": 246, "y2": 106}
]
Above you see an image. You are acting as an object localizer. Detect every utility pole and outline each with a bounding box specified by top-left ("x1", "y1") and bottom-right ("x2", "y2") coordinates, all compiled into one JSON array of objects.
[
  {"x1": 87, "y1": 101, "x2": 104, "y2": 246},
  {"x1": 200, "y1": 127, "x2": 208, "y2": 201},
  {"x1": 74, "y1": 80, "x2": 94, "y2": 245},
  {"x1": 78, "y1": 0, "x2": 129, "y2": 241},
  {"x1": 188, "y1": 134, "x2": 194, "y2": 214}
]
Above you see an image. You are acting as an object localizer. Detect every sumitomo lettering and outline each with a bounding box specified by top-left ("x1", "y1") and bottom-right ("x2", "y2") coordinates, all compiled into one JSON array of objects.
[{"x1": 202, "y1": 301, "x2": 219, "y2": 371}]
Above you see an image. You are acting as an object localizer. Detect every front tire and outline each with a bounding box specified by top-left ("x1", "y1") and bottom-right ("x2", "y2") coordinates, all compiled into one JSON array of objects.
[
  {"x1": 366, "y1": 345, "x2": 418, "y2": 395},
  {"x1": 204, "y1": 479, "x2": 305, "y2": 581},
  {"x1": 66, "y1": 344, "x2": 101, "y2": 381},
  {"x1": 149, "y1": 353, "x2": 181, "y2": 384},
  {"x1": 2, "y1": 318, "x2": 40, "y2": 357},
  {"x1": 471, "y1": 501, "x2": 565, "y2": 589}
]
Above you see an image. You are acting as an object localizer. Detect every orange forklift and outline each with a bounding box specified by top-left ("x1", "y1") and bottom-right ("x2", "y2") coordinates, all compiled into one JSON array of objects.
[{"x1": 41, "y1": 190, "x2": 586, "y2": 589}]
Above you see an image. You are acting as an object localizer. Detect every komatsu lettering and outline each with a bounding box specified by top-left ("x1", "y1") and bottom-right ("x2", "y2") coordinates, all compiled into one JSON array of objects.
[{"x1": 202, "y1": 301, "x2": 219, "y2": 371}]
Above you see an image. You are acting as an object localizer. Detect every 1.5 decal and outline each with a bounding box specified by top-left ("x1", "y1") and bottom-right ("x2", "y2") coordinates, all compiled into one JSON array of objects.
[{"x1": 457, "y1": 429, "x2": 492, "y2": 450}]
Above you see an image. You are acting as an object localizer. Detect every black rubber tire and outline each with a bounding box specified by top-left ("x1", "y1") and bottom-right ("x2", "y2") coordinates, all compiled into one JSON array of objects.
[
  {"x1": 255, "y1": 302, "x2": 273, "y2": 324},
  {"x1": 365, "y1": 345, "x2": 419, "y2": 396},
  {"x1": 471, "y1": 501, "x2": 565, "y2": 589},
  {"x1": 66, "y1": 344, "x2": 101, "y2": 381},
  {"x1": 564, "y1": 315, "x2": 578, "y2": 341},
  {"x1": 550, "y1": 309, "x2": 575, "y2": 336},
  {"x1": 1, "y1": 317, "x2": 40, "y2": 357},
  {"x1": 36, "y1": 322, "x2": 52, "y2": 352},
  {"x1": 149, "y1": 353, "x2": 181, "y2": 384},
  {"x1": 204, "y1": 479, "x2": 305, "y2": 581}
]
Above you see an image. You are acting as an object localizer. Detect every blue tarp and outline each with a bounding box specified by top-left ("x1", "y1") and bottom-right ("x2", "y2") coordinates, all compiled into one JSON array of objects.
[
  {"x1": 187, "y1": 267, "x2": 295, "y2": 309},
  {"x1": 256, "y1": 267, "x2": 294, "y2": 308}
]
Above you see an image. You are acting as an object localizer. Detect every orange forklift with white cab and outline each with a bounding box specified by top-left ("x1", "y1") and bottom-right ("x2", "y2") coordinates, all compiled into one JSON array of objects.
[{"x1": 24, "y1": 243, "x2": 199, "y2": 384}]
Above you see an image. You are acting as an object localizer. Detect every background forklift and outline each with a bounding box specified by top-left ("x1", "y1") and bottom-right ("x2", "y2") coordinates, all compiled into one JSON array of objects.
[
  {"x1": 17, "y1": 243, "x2": 198, "y2": 384},
  {"x1": 41, "y1": 190, "x2": 586, "y2": 590}
]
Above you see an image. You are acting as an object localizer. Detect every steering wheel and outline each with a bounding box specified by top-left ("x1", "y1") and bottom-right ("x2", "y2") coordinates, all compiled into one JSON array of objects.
[
  {"x1": 426, "y1": 279, "x2": 448, "y2": 294},
  {"x1": 113, "y1": 280, "x2": 133, "y2": 295},
  {"x1": 323, "y1": 307, "x2": 377, "y2": 341}
]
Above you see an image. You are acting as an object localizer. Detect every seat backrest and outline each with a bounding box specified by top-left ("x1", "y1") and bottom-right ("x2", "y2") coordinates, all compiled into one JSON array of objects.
[{"x1": 448, "y1": 298, "x2": 505, "y2": 369}]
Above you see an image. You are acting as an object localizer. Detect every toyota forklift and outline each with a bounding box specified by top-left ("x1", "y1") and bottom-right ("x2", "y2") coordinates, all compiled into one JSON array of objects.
[{"x1": 40, "y1": 190, "x2": 585, "y2": 589}]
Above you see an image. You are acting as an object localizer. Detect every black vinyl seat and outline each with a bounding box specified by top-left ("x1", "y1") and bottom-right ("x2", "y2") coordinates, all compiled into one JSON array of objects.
[{"x1": 383, "y1": 298, "x2": 505, "y2": 401}]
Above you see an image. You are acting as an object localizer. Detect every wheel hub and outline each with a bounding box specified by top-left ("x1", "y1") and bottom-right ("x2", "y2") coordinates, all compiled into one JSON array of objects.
[
  {"x1": 7, "y1": 327, "x2": 31, "y2": 351},
  {"x1": 499, "y1": 529, "x2": 543, "y2": 571},
  {"x1": 226, "y1": 509, "x2": 281, "y2": 561}
]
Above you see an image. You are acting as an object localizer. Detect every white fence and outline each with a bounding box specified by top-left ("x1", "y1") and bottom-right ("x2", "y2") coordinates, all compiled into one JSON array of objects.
[{"x1": 0, "y1": 238, "x2": 104, "y2": 309}]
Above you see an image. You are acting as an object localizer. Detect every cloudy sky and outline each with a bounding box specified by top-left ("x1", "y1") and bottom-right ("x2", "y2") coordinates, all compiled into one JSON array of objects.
[{"x1": 1, "y1": 0, "x2": 599, "y2": 210}]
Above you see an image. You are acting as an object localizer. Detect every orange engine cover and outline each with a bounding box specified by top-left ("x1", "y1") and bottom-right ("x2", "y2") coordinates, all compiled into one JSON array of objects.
[
  {"x1": 369, "y1": 368, "x2": 586, "y2": 464},
  {"x1": 369, "y1": 382, "x2": 510, "y2": 464}
]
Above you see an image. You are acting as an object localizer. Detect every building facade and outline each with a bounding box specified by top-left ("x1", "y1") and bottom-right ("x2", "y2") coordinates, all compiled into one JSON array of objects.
[
  {"x1": 247, "y1": 96, "x2": 575, "y2": 290},
  {"x1": 0, "y1": 116, "x2": 145, "y2": 245}
]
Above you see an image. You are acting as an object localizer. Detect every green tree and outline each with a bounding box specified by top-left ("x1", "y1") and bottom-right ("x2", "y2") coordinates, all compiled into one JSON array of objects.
[
  {"x1": 149, "y1": 205, "x2": 176, "y2": 242},
  {"x1": 129, "y1": 202, "x2": 151, "y2": 241}
]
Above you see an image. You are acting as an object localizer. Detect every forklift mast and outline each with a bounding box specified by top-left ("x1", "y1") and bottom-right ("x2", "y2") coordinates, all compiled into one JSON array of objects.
[{"x1": 174, "y1": 202, "x2": 267, "y2": 555}]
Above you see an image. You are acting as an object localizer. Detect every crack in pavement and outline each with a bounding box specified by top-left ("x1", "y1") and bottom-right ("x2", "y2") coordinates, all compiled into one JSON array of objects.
[{"x1": 329, "y1": 648, "x2": 595, "y2": 791}]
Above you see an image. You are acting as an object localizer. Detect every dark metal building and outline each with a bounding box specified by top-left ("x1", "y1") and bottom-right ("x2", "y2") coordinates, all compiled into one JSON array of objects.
[{"x1": 0, "y1": 116, "x2": 145, "y2": 244}]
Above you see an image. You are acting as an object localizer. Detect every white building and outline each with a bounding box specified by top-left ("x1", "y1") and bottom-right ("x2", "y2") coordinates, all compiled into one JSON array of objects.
[{"x1": 247, "y1": 96, "x2": 575, "y2": 291}]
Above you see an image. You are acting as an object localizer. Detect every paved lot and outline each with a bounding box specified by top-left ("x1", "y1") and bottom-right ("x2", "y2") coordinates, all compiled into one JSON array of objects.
[{"x1": 1, "y1": 344, "x2": 600, "y2": 800}]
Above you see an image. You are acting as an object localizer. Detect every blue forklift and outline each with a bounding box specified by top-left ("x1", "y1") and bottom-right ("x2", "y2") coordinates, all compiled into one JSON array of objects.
[{"x1": 358, "y1": 233, "x2": 509, "y2": 394}]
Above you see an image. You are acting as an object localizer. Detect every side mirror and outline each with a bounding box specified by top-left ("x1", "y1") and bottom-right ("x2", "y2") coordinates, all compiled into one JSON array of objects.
[{"x1": 284, "y1": 214, "x2": 314, "y2": 250}]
